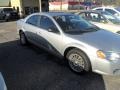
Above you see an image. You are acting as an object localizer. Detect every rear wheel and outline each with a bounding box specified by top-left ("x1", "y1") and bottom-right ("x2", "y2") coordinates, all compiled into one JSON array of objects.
[
  {"x1": 19, "y1": 31, "x2": 28, "y2": 45},
  {"x1": 66, "y1": 48, "x2": 91, "y2": 73}
]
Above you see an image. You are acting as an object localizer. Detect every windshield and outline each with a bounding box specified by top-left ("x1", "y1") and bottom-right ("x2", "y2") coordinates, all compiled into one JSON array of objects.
[
  {"x1": 102, "y1": 11, "x2": 120, "y2": 24},
  {"x1": 3, "y1": 8, "x2": 14, "y2": 12},
  {"x1": 53, "y1": 14, "x2": 99, "y2": 34}
]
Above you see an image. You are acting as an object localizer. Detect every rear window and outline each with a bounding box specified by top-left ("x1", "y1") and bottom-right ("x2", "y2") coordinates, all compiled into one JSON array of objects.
[{"x1": 3, "y1": 8, "x2": 13, "y2": 12}]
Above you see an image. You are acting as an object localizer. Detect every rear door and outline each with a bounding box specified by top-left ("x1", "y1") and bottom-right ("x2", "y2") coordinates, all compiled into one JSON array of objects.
[{"x1": 23, "y1": 15, "x2": 40, "y2": 43}]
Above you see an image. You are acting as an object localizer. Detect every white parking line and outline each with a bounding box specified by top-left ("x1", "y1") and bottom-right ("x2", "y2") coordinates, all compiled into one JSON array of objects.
[
  {"x1": 103, "y1": 75, "x2": 120, "y2": 90},
  {"x1": 0, "y1": 72, "x2": 7, "y2": 90}
]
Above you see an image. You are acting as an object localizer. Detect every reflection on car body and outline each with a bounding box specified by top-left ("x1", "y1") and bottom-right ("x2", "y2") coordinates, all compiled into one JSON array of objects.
[{"x1": 77, "y1": 10, "x2": 120, "y2": 34}]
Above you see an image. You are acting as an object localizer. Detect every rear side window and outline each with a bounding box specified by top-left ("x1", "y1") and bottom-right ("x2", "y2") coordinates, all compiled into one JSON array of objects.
[
  {"x1": 105, "y1": 9, "x2": 116, "y2": 14},
  {"x1": 26, "y1": 15, "x2": 39, "y2": 26},
  {"x1": 3, "y1": 8, "x2": 13, "y2": 12}
]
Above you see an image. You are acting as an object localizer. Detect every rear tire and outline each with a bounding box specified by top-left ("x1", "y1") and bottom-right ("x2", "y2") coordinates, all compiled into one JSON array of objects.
[
  {"x1": 66, "y1": 48, "x2": 91, "y2": 73},
  {"x1": 19, "y1": 31, "x2": 28, "y2": 45}
]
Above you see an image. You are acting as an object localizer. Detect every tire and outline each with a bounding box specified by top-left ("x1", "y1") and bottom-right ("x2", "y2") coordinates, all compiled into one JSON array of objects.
[
  {"x1": 66, "y1": 48, "x2": 91, "y2": 73},
  {"x1": 19, "y1": 31, "x2": 28, "y2": 45}
]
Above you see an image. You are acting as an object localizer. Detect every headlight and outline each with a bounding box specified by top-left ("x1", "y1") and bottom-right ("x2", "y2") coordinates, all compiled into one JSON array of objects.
[{"x1": 97, "y1": 50, "x2": 120, "y2": 61}]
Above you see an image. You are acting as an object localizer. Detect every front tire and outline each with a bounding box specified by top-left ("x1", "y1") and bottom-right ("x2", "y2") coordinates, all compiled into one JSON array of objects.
[
  {"x1": 66, "y1": 48, "x2": 91, "y2": 73},
  {"x1": 19, "y1": 31, "x2": 28, "y2": 45}
]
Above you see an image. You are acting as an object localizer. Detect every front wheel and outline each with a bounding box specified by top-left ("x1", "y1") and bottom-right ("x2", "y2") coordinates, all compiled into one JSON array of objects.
[{"x1": 66, "y1": 48, "x2": 91, "y2": 73}]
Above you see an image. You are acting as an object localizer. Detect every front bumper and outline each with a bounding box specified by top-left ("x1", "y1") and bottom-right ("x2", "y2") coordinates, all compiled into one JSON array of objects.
[{"x1": 93, "y1": 58, "x2": 120, "y2": 76}]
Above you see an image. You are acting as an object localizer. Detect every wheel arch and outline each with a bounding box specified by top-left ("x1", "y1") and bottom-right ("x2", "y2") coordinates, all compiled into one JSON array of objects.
[
  {"x1": 64, "y1": 46, "x2": 92, "y2": 71},
  {"x1": 19, "y1": 29, "x2": 23, "y2": 33}
]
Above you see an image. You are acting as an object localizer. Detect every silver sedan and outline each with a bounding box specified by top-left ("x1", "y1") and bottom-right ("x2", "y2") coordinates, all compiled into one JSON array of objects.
[{"x1": 17, "y1": 12, "x2": 120, "y2": 76}]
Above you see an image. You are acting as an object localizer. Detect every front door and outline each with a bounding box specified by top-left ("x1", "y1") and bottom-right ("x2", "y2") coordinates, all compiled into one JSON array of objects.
[{"x1": 37, "y1": 15, "x2": 62, "y2": 53}]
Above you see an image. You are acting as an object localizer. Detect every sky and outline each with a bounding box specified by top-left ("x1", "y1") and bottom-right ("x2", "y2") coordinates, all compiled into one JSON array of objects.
[{"x1": 0, "y1": 0, "x2": 10, "y2": 6}]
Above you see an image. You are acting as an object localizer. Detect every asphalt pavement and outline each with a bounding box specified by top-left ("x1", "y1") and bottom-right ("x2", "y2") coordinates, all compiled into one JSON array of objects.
[{"x1": 0, "y1": 21, "x2": 119, "y2": 90}]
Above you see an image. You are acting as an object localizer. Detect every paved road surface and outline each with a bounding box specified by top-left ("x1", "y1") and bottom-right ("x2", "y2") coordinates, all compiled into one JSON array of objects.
[{"x1": 0, "y1": 21, "x2": 119, "y2": 90}]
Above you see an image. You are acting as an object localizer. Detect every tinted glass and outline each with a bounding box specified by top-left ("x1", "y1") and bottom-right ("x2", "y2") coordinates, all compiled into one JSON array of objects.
[
  {"x1": 79, "y1": 12, "x2": 93, "y2": 20},
  {"x1": 26, "y1": 15, "x2": 39, "y2": 26},
  {"x1": 53, "y1": 14, "x2": 99, "y2": 34},
  {"x1": 40, "y1": 16, "x2": 58, "y2": 32},
  {"x1": 3, "y1": 8, "x2": 13, "y2": 12},
  {"x1": 79, "y1": 13, "x2": 87, "y2": 19},
  {"x1": 105, "y1": 9, "x2": 116, "y2": 14}
]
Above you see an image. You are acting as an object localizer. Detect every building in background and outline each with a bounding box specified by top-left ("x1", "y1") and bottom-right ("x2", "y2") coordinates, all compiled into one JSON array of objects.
[
  {"x1": 0, "y1": 0, "x2": 49, "y2": 17},
  {"x1": 49, "y1": 0, "x2": 101, "y2": 11},
  {"x1": 10, "y1": 0, "x2": 49, "y2": 17}
]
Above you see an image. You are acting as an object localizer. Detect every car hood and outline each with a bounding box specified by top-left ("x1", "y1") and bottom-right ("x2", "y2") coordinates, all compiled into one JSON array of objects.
[
  {"x1": 90, "y1": 22, "x2": 120, "y2": 33},
  {"x1": 67, "y1": 30, "x2": 120, "y2": 52}
]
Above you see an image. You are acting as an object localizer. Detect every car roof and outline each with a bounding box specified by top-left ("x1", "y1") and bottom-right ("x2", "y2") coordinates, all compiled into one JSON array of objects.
[
  {"x1": 36, "y1": 12, "x2": 73, "y2": 17},
  {"x1": 80, "y1": 10, "x2": 103, "y2": 14},
  {"x1": 0, "y1": 7, "x2": 12, "y2": 9},
  {"x1": 94, "y1": 6, "x2": 115, "y2": 9}
]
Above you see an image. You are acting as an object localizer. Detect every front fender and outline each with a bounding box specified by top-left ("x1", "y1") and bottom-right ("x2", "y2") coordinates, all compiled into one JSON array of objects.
[{"x1": 61, "y1": 43, "x2": 88, "y2": 56}]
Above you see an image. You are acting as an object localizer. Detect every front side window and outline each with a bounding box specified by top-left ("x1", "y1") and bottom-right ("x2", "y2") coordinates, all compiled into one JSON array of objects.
[
  {"x1": 40, "y1": 16, "x2": 59, "y2": 33},
  {"x1": 53, "y1": 14, "x2": 99, "y2": 34},
  {"x1": 26, "y1": 15, "x2": 39, "y2": 26}
]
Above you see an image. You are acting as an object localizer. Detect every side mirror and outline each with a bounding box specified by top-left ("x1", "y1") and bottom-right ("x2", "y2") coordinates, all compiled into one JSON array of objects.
[{"x1": 48, "y1": 26, "x2": 59, "y2": 33}]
